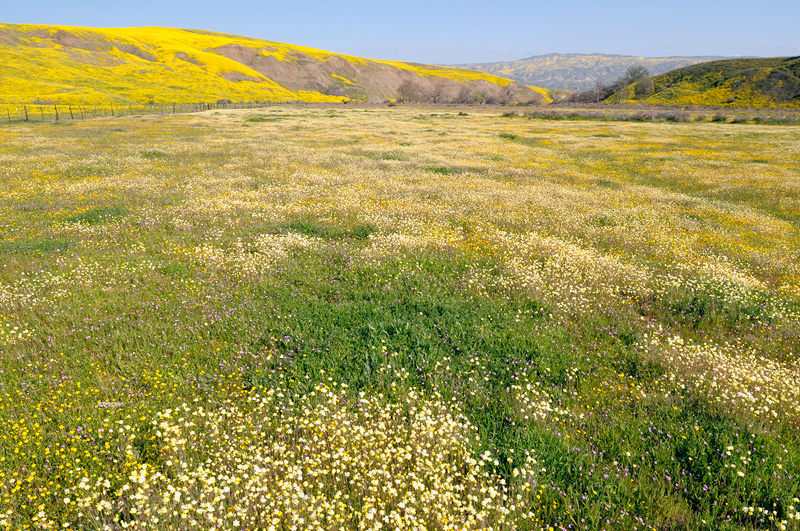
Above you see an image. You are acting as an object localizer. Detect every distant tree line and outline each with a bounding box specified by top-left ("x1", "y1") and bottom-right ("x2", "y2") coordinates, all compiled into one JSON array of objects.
[
  {"x1": 568, "y1": 65, "x2": 654, "y2": 104},
  {"x1": 395, "y1": 80, "x2": 521, "y2": 105}
]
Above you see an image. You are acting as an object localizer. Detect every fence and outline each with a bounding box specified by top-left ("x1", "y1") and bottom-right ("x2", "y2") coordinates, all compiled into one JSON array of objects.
[{"x1": 2, "y1": 101, "x2": 284, "y2": 124}]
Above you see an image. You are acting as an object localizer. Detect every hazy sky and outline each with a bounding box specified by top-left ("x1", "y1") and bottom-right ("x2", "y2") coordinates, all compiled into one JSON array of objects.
[{"x1": 6, "y1": 0, "x2": 800, "y2": 64}]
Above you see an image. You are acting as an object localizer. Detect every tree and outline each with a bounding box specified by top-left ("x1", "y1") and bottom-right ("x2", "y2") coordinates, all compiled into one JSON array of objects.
[
  {"x1": 625, "y1": 66, "x2": 654, "y2": 98},
  {"x1": 499, "y1": 82, "x2": 518, "y2": 105},
  {"x1": 396, "y1": 80, "x2": 423, "y2": 103},
  {"x1": 454, "y1": 85, "x2": 475, "y2": 104},
  {"x1": 625, "y1": 65, "x2": 650, "y2": 84},
  {"x1": 615, "y1": 65, "x2": 651, "y2": 104},
  {"x1": 635, "y1": 75, "x2": 654, "y2": 97},
  {"x1": 425, "y1": 82, "x2": 446, "y2": 104},
  {"x1": 568, "y1": 81, "x2": 610, "y2": 104},
  {"x1": 593, "y1": 81, "x2": 614, "y2": 103}
]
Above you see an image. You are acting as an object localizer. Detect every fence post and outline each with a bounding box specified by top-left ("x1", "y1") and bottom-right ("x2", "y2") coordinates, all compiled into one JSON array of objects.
[
  {"x1": 6, "y1": 106, "x2": 9, "y2": 123},
  {"x1": 23, "y1": 105, "x2": 28, "y2": 121},
  {"x1": 54, "y1": 105, "x2": 59, "y2": 121},
  {"x1": 69, "y1": 106, "x2": 74, "y2": 119},
  {"x1": 111, "y1": 105, "x2": 114, "y2": 117},
  {"x1": 40, "y1": 107, "x2": 45, "y2": 122}
]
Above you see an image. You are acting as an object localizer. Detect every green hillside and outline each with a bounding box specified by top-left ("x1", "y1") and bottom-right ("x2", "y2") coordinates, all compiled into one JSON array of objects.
[
  {"x1": 640, "y1": 56, "x2": 800, "y2": 107},
  {"x1": 0, "y1": 23, "x2": 547, "y2": 104}
]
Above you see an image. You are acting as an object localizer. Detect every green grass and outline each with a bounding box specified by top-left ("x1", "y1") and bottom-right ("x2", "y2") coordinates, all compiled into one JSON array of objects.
[
  {"x1": 63, "y1": 206, "x2": 128, "y2": 224},
  {"x1": 423, "y1": 165, "x2": 463, "y2": 175},
  {"x1": 245, "y1": 115, "x2": 283, "y2": 123},
  {"x1": 277, "y1": 219, "x2": 377, "y2": 240},
  {"x1": 0, "y1": 238, "x2": 72, "y2": 254},
  {"x1": 139, "y1": 149, "x2": 169, "y2": 159},
  {"x1": 356, "y1": 150, "x2": 406, "y2": 161}
]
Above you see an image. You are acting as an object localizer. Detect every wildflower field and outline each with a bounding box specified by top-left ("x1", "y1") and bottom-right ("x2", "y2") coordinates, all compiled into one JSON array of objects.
[{"x1": 1, "y1": 105, "x2": 799, "y2": 530}]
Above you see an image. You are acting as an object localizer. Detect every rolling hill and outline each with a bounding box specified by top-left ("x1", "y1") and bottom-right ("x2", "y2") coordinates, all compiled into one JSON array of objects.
[
  {"x1": 0, "y1": 24, "x2": 549, "y2": 105},
  {"x1": 639, "y1": 56, "x2": 800, "y2": 107},
  {"x1": 455, "y1": 53, "x2": 725, "y2": 92}
]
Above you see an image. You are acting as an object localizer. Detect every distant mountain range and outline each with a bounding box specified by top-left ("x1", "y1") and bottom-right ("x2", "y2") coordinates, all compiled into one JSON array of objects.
[
  {"x1": 455, "y1": 53, "x2": 728, "y2": 92},
  {"x1": 0, "y1": 24, "x2": 548, "y2": 105}
]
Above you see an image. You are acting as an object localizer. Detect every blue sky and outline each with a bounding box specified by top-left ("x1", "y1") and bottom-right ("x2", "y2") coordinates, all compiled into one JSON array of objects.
[{"x1": 6, "y1": 0, "x2": 800, "y2": 64}]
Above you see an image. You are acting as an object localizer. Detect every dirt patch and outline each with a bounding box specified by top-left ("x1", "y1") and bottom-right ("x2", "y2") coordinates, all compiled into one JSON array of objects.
[
  {"x1": 175, "y1": 52, "x2": 203, "y2": 66},
  {"x1": 213, "y1": 44, "x2": 258, "y2": 65},
  {"x1": 117, "y1": 44, "x2": 157, "y2": 62},
  {"x1": 38, "y1": 30, "x2": 159, "y2": 62},
  {"x1": 223, "y1": 72, "x2": 265, "y2": 82},
  {"x1": 54, "y1": 31, "x2": 91, "y2": 49},
  {"x1": 0, "y1": 27, "x2": 22, "y2": 46}
]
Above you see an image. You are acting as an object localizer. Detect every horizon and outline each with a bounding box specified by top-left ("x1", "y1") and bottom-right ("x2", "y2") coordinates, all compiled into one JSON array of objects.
[{"x1": 5, "y1": 0, "x2": 800, "y2": 65}]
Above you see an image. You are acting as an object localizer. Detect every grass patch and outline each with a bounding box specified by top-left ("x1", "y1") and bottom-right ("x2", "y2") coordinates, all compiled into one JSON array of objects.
[
  {"x1": 245, "y1": 115, "x2": 282, "y2": 123},
  {"x1": 499, "y1": 132, "x2": 543, "y2": 146},
  {"x1": 356, "y1": 151, "x2": 406, "y2": 161},
  {"x1": 0, "y1": 238, "x2": 72, "y2": 254},
  {"x1": 63, "y1": 206, "x2": 128, "y2": 224},
  {"x1": 277, "y1": 219, "x2": 377, "y2": 240},
  {"x1": 158, "y1": 262, "x2": 194, "y2": 278},
  {"x1": 140, "y1": 150, "x2": 169, "y2": 159},
  {"x1": 64, "y1": 165, "x2": 107, "y2": 178},
  {"x1": 423, "y1": 166, "x2": 462, "y2": 175}
]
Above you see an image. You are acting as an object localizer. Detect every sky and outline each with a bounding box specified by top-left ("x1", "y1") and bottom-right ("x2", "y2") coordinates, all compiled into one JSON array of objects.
[{"x1": 5, "y1": 0, "x2": 800, "y2": 64}]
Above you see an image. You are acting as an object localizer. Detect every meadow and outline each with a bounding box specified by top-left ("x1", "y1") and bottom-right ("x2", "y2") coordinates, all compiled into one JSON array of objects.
[{"x1": 0, "y1": 105, "x2": 799, "y2": 530}]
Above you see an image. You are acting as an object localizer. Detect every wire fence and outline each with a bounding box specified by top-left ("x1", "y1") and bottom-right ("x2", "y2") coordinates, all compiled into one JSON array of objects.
[{"x1": 2, "y1": 101, "x2": 286, "y2": 124}]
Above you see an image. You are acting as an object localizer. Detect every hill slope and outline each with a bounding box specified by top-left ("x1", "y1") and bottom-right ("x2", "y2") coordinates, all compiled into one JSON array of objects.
[
  {"x1": 0, "y1": 24, "x2": 547, "y2": 105},
  {"x1": 639, "y1": 56, "x2": 800, "y2": 107},
  {"x1": 455, "y1": 53, "x2": 725, "y2": 92}
]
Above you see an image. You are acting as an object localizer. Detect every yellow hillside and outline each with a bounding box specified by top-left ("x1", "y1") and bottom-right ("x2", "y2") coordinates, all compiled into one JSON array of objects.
[{"x1": 0, "y1": 24, "x2": 544, "y2": 104}]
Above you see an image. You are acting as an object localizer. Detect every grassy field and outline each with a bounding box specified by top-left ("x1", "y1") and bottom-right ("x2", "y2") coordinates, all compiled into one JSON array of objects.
[{"x1": 1, "y1": 105, "x2": 799, "y2": 530}]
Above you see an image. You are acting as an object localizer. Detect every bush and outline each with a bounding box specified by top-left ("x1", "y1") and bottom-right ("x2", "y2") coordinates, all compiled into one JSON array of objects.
[
  {"x1": 631, "y1": 111, "x2": 654, "y2": 121},
  {"x1": 634, "y1": 76, "x2": 654, "y2": 97},
  {"x1": 662, "y1": 111, "x2": 690, "y2": 122}
]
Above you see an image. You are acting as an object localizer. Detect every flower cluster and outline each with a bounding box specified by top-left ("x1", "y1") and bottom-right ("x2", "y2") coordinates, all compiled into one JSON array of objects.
[{"x1": 67, "y1": 384, "x2": 540, "y2": 530}]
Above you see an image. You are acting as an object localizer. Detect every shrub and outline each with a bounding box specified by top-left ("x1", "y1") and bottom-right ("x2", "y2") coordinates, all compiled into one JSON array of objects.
[{"x1": 662, "y1": 111, "x2": 690, "y2": 122}]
